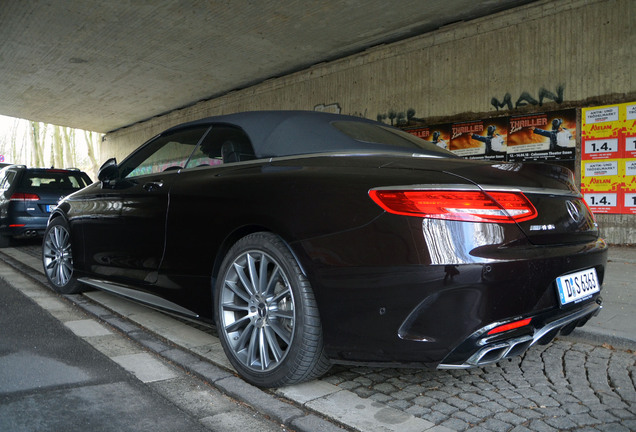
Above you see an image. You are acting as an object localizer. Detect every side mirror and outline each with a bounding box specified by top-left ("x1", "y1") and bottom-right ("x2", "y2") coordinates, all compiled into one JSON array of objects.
[{"x1": 97, "y1": 158, "x2": 118, "y2": 182}]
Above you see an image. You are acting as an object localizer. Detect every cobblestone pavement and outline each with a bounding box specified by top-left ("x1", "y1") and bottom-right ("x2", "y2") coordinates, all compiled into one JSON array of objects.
[
  {"x1": 323, "y1": 341, "x2": 635, "y2": 431},
  {"x1": 12, "y1": 240, "x2": 636, "y2": 431}
]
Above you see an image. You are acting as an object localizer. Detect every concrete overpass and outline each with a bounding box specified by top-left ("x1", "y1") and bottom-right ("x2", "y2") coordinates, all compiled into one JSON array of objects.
[{"x1": 0, "y1": 0, "x2": 533, "y2": 133}]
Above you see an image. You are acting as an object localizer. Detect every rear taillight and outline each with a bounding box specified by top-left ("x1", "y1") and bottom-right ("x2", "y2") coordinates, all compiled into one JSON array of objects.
[
  {"x1": 10, "y1": 192, "x2": 40, "y2": 201},
  {"x1": 368, "y1": 189, "x2": 537, "y2": 223}
]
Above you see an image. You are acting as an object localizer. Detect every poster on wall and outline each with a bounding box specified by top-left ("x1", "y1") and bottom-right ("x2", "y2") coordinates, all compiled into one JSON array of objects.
[
  {"x1": 406, "y1": 124, "x2": 452, "y2": 151},
  {"x1": 621, "y1": 103, "x2": 636, "y2": 214},
  {"x1": 506, "y1": 109, "x2": 576, "y2": 162},
  {"x1": 581, "y1": 102, "x2": 636, "y2": 214},
  {"x1": 449, "y1": 118, "x2": 507, "y2": 161},
  {"x1": 623, "y1": 158, "x2": 636, "y2": 214},
  {"x1": 403, "y1": 109, "x2": 576, "y2": 170}
]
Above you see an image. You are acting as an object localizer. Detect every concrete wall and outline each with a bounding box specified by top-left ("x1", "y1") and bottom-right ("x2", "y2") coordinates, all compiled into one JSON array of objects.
[{"x1": 103, "y1": 0, "x2": 636, "y2": 244}]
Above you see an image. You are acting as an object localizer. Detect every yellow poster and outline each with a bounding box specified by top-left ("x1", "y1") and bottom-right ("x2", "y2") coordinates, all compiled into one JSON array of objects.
[
  {"x1": 623, "y1": 158, "x2": 636, "y2": 214},
  {"x1": 581, "y1": 102, "x2": 636, "y2": 214}
]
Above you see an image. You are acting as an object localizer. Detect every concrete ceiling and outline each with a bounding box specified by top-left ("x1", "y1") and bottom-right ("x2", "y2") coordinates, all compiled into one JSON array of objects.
[{"x1": 0, "y1": 0, "x2": 533, "y2": 133}]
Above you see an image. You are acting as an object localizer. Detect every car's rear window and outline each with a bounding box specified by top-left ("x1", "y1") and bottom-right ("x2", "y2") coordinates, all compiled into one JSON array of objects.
[
  {"x1": 19, "y1": 171, "x2": 90, "y2": 190},
  {"x1": 332, "y1": 121, "x2": 455, "y2": 157}
]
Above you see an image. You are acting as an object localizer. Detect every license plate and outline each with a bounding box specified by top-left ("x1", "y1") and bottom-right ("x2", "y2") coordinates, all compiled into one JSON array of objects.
[
  {"x1": 555, "y1": 268, "x2": 600, "y2": 306},
  {"x1": 46, "y1": 205, "x2": 56, "y2": 212}
]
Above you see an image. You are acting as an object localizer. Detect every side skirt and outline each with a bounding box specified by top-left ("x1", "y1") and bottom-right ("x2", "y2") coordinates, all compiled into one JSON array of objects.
[{"x1": 78, "y1": 277, "x2": 200, "y2": 319}]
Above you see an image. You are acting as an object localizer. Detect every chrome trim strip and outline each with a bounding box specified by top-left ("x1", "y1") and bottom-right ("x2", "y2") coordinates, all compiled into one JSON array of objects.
[
  {"x1": 78, "y1": 277, "x2": 200, "y2": 318},
  {"x1": 262, "y1": 150, "x2": 446, "y2": 164},
  {"x1": 370, "y1": 184, "x2": 581, "y2": 198},
  {"x1": 181, "y1": 150, "x2": 446, "y2": 169},
  {"x1": 371, "y1": 184, "x2": 481, "y2": 192},
  {"x1": 478, "y1": 184, "x2": 581, "y2": 198}
]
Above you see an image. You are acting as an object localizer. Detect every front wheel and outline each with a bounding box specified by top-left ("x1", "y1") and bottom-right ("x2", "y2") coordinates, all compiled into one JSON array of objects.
[
  {"x1": 214, "y1": 232, "x2": 330, "y2": 387},
  {"x1": 42, "y1": 218, "x2": 83, "y2": 294}
]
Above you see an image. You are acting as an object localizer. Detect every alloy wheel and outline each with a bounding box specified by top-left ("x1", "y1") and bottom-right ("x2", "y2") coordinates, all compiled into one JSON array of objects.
[
  {"x1": 43, "y1": 225, "x2": 74, "y2": 287},
  {"x1": 219, "y1": 250, "x2": 295, "y2": 372}
]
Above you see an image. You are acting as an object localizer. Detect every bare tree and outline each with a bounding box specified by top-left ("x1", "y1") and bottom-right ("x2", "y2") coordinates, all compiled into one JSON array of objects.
[
  {"x1": 29, "y1": 121, "x2": 47, "y2": 167},
  {"x1": 62, "y1": 127, "x2": 76, "y2": 168},
  {"x1": 84, "y1": 130, "x2": 101, "y2": 178},
  {"x1": 10, "y1": 119, "x2": 25, "y2": 163},
  {"x1": 52, "y1": 125, "x2": 64, "y2": 168},
  {"x1": 2, "y1": 117, "x2": 101, "y2": 174}
]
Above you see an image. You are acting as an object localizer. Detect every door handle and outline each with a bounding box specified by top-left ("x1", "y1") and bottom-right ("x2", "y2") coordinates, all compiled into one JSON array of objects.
[{"x1": 142, "y1": 181, "x2": 164, "y2": 192}]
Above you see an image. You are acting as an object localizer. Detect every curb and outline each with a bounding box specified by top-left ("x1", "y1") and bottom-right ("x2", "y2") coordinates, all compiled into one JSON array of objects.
[{"x1": 560, "y1": 327, "x2": 636, "y2": 352}]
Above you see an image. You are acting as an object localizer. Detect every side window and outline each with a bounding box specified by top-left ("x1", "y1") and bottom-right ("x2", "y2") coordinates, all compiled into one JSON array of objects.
[
  {"x1": 0, "y1": 172, "x2": 7, "y2": 192},
  {"x1": 184, "y1": 125, "x2": 255, "y2": 169},
  {"x1": 65, "y1": 174, "x2": 90, "y2": 188},
  {"x1": 0, "y1": 171, "x2": 16, "y2": 193},
  {"x1": 120, "y1": 126, "x2": 209, "y2": 179}
]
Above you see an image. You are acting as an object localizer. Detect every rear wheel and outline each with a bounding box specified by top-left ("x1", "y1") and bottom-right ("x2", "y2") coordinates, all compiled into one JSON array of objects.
[
  {"x1": 215, "y1": 232, "x2": 330, "y2": 387},
  {"x1": 42, "y1": 218, "x2": 83, "y2": 294}
]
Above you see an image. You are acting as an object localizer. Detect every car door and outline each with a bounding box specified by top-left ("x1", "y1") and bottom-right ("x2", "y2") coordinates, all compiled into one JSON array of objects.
[
  {"x1": 75, "y1": 125, "x2": 210, "y2": 286},
  {"x1": 154, "y1": 125, "x2": 257, "y2": 314}
]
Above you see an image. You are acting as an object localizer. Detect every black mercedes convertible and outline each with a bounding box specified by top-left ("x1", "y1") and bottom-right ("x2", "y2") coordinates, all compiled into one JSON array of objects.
[{"x1": 42, "y1": 111, "x2": 607, "y2": 387}]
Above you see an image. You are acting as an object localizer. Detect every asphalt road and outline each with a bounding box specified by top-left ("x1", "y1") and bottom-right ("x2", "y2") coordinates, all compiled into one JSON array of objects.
[{"x1": 0, "y1": 263, "x2": 290, "y2": 432}]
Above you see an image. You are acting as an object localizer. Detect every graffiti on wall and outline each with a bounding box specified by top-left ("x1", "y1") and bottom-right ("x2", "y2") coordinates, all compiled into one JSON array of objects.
[
  {"x1": 315, "y1": 85, "x2": 565, "y2": 127},
  {"x1": 314, "y1": 103, "x2": 369, "y2": 119},
  {"x1": 314, "y1": 103, "x2": 418, "y2": 126},
  {"x1": 491, "y1": 85, "x2": 565, "y2": 111},
  {"x1": 314, "y1": 103, "x2": 341, "y2": 114},
  {"x1": 376, "y1": 108, "x2": 418, "y2": 126},
  {"x1": 314, "y1": 85, "x2": 565, "y2": 122}
]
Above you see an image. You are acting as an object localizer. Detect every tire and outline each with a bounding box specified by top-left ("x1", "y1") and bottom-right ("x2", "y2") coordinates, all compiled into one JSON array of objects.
[
  {"x1": 42, "y1": 218, "x2": 83, "y2": 294},
  {"x1": 214, "y1": 232, "x2": 330, "y2": 387}
]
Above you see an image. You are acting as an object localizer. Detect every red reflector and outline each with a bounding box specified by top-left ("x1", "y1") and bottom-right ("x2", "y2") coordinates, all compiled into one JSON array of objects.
[
  {"x1": 9, "y1": 224, "x2": 26, "y2": 228},
  {"x1": 487, "y1": 318, "x2": 532, "y2": 335},
  {"x1": 368, "y1": 189, "x2": 537, "y2": 223},
  {"x1": 10, "y1": 192, "x2": 40, "y2": 201}
]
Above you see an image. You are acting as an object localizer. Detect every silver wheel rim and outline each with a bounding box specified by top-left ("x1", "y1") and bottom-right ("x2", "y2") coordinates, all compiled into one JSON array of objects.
[
  {"x1": 43, "y1": 225, "x2": 73, "y2": 287},
  {"x1": 220, "y1": 250, "x2": 295, "y2": 372}
]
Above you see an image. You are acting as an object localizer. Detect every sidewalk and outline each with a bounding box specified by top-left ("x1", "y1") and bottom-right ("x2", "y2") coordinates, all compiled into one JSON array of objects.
[{"x1": 563, "y1": 246, "x2": 636, "y2": 350}]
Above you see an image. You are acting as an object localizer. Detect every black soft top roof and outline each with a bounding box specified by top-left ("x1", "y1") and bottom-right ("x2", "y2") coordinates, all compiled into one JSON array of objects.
[{"x1": 162, "y1": 110, "x2": 452, "y2": 159}]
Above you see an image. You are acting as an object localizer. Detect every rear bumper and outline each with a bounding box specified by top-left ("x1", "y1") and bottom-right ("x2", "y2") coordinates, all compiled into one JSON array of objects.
[
  {"x1": 301, "y1": 219, "x2": 608, "y2": 366},
  {"x1": 438, "y1": 298, "x2": 602, "y2": 369},
  {"x1": 0, "y1": 215, "x2": 48, "y2": 238}
]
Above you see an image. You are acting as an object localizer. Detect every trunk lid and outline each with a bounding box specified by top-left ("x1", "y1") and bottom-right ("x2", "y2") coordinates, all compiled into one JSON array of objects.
[{"x1": 381, "y1": 158, "x2": 599, "y2": 245}]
